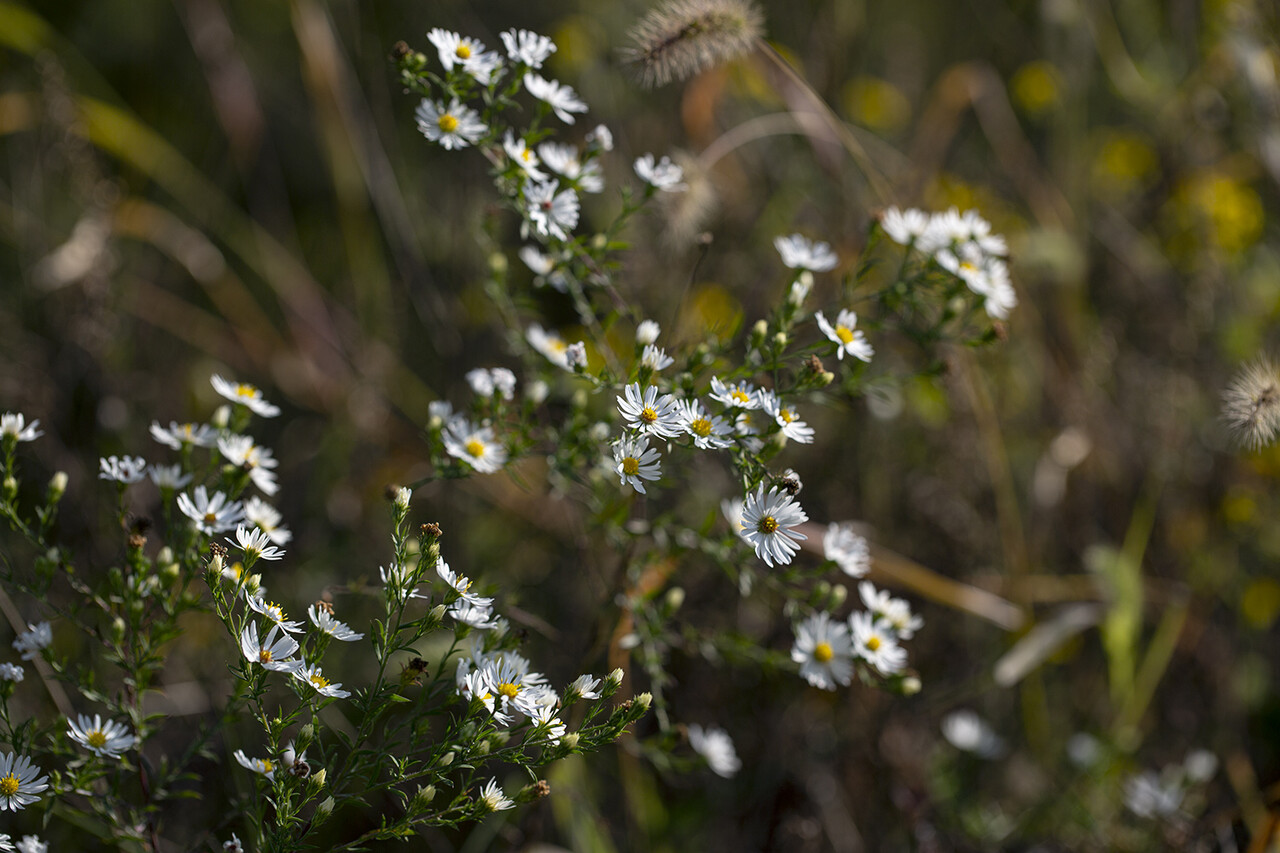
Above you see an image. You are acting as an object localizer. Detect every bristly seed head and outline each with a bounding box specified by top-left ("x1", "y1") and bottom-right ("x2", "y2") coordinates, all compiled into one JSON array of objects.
[
  {"x1": 1223, "y1": 357, "x2": 1280, "y2": 450},
  {"x1": 623, "y1": 0, "x2": 765, "y2": 88}
]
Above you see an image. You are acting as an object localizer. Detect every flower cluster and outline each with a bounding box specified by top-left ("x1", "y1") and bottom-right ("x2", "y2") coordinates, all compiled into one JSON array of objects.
[{"x1": 791, "y1": 580, "x2": 923, "y2": 690}]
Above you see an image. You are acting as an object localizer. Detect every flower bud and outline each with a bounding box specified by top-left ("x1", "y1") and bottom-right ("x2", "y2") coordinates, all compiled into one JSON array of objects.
[
  {"x1": 818, "y1": 370, "x2": 835, "y2": 386},
  {"x1": 830, "y1": 583, "x2": 847, "y2": 608},
  {"x1": 665, "y1": 586, "x2": 685, "y2": 611},
  {"x1": 488, "y1": 252, "x2": 508, "y2": 275},
  {"x1": 773, "y1": 331, "x2": 788, "y2": 349},
  {"x1": 751, "y1": 319, "x2": 768, "y2": 345},
  {"x1": 440, "y1": 751, "x2": 455, "y2": 767},
  {"x1": 527, "y1": 380, "x2": 549, "y2": 405},
  {"x1": 591, "y1": 233, "x2": 607, "y2": 250},
  {"x1": 3, "y1": 476, "x2": 16, "y2": 501},
  {"x1": 634, "y1": 692, "x2": 653, "y2": 712},
  {"x1": 211, "y1": 405, "x2": 231, "y2": 429},
  {"x1": 160, "y1": 562, "x2": 180, "y2": 586},
  {"x1": 314, "y1": 796, "x2": 334, "y2": 823},
  {"x1": 411, "y1": 784, "x2": 436, "y2": 812},
  {"x1": 110, "y1": 616, "x2": 127, "y2": 644},
  {"x1": 902, "y1": 676, "x2": 922, "y2": 695},
  {"x1": 306, "y1": 767, "x2": 326, "y2": 795},
  {"x1": 395, "y1": 486, "x2": 412, "y2": 510},
  {"x1": 48, "y1": 471, "x2": 68, "y2": 500},
  {"x1": 562, "y1": 732, "x2": 580, "y2": 749}
]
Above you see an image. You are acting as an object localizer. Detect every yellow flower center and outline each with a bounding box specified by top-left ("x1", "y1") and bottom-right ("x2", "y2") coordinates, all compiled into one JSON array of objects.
[
  {"x1": 438, "y1": 114, "x2": 459, "y2": 133},
  {"x1": 465, "y1": 439, "x2": 486, "y2": 458},
  {"x1": 262, "y1": 760, "x2": 274, "y2": 773},
  {"x1": 0, "y1": 773, "x2": 18, "y2": 797},
  {"x1": 88, "y1": 731, "x2": 108, "y2": 749},
  {"x1": 622, "y1": 457, "x2": 640, "y2": 476},
  {"x1": 780, "y1": 409, "x2": 796, "y2": 424},
  {"x1": 836, "y1": 326, "x2": 854, "y2": 344},
  {"x1": 550, "y1": 340, "x2": 567, "y2": 353},
  {"x1": 498, "y1": 682, "x2": 520, "y2": 699},
  {"x1": 266, "y1": 603, "x2": 286, "y2": 620},
  {"x1": 235, "y1": 384, "x2": 257, "y2": 399},
  {"x1": 259, "y1": 649, "x2": 273, "y2": 664},
  {"x1": 640, "y1": 406, "x2": 658, "y2": 424},
  {"x1": 204, "y1": 511, "x2": 218, "y2": 525},
  {"x1": 521, "y1": 149, "x2": 532, "y2": 162},
  {"x1": 731, "y1": 390, "x2": 750, "y2": 404},
  {"x1": 813, "y1": 642, "x2": 833, "y2": 663},
  {"x1": 690, "y1": 417, "x2": 712, "y2": 437},
  {"x1": 758, "y1": 515, "x2": 778, "y2": 534},
  {"x1": 866, "y1": 635, "x2": 882, "y2": 651},
  {"x1": 959, "y1": 261, "x2": 978, "y2": 274},
  {"x1": 310, "y1": 673, "x2": 330, "y2": 688},
  {"x1": 455, "y1": 44, "x2": 471, "y2": 59}
]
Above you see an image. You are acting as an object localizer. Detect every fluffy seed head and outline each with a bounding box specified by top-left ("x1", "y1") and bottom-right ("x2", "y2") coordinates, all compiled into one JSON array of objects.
[
  {"x1": 1222, "y1": 357, "x2": 1280, "y2": 450},
  {"x1": 624, "y1": 0, "x2": 764, "y2": 88}
]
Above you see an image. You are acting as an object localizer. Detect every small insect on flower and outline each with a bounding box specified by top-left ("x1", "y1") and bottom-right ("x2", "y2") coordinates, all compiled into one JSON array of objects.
[
  {"x1": 523, "y1": 74, "x2": 588, "y2": 124},
  {"x1": 98, "y1": 455, "x2": 148, "y2": 484},
  {"x1": 815, "y1": 309, "x2": 874, "y2": 363},
  {"x1": 688, "y1": 724, "x2": 741, "y2": 778},
  {"x1": 67, "y1": 714, "x2": 137, "y2": 758},
  {"x1": 739, "y1": 485, "x2": 808, "y2": 567},
  {"x1": 1222, "y1": 357, "x2": 1280, "y2": 450},
  {"x1": 613, "y1": 433, "x2": 663, "y2": 494},
  {"x1": 0, "y1": 752, "x2": 48, "y2": 811},
  {"x1": 624, "y1": 0, "x2": 764, "y2": 87},
  {"x1": 211, "y1": 374, "x2": 280, "y2": 418},
  {"x1": 0, "y1": 413, "x2": 42, "y2": 443},
  {"x1": 415, "y1": 98, "x2": 487, "y2": 150},
  {"x1": 791, "y1": 612, "x2": 853, "y2": 690}
]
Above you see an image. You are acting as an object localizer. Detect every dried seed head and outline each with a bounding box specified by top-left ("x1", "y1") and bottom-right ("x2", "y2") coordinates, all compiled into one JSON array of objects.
[
  {"x1": 624, "y1": 0, "x2": 765, "y2": 88},
  {"x1": 1223, "y1": 357, "x2": 1280, "y2": 450}
]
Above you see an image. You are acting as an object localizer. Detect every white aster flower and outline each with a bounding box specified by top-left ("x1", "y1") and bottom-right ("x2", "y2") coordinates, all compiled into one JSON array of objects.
[
  {"x1": 239, "y1": 622, "x2": 303, "y2": 673},
  {"x1": 0, "y1": 837, "x2": 10, "y2": 853},
  {"x1": 524, "y1": 178, "x2": 580, "y2": 240},
  {"x1": 246, "y1": 595, "x2": 304, "y2": 633},
  {"x1": 709, "y1": 377, "x2": 760, "y2": 410},
  {"x1": 880, "y1": 206, "x2": 931, "y2": 246},
  {"x1": 469, "y1": 652, "x2": 555, "y2": 723},
  {"x1": 815, "y1": 309, "x2": 874, "y2": 362},
  {"x1": 849, "y1": 610, "x2": 908, "y2": 674},
  {"x1": 519, "y1": 246, "x2": 570, "y2": 291},
  {"x1": 739, "y1": 486, "x2": 808, "y2": 567},
  {"x1": 0, "y1": 664, "x2": 23, "y2": 682},
  {"x1": 565, "y1": 341, "x2": 588, "y2": 370},
  {"x1": 774, "y1": 234, "x2": 838, "y2": 272},
  {"x1": 734, "y1": 410, "x2": 765, "y2": 437},
  {"x1": 217, "y1": 434, "x2": 280, "y2": 495},
  {"x1": 633, "y1": 153, "x2": 687, "y2": 191},
  {"x1": 449, "y1": 600, "x2": 501, "y2": 630},
  {"x1": 688, "y1": 724, "x2": 741, "y2": 778},
  {"x1": 791, "y1": 612, "x2": 853, "y2": 690},
  {"x1": 67, "y1": 713, "x2": 136, "y2": 758},
  {"x1": 437, "y1": 560, "x2": 493, "y2": 607},
  {"x1": 98, "y1": 455, "x2": 148, "y2": 484},
  {"x1": 523, "y1": 73, "x2": 588, "y2": 124},
  {"x1": 858, "y1": 581, "x2": 923, "y2": 639},
  {"x1": 243, "y1": 496, "x2": 292, "y2": 545},
  {"x1": 490, "y1": 368, "x2": 517, "y2": 400},
  {"x1": 635, "y1": 319, "x2": 660, "y2": 345},
  {"x1": 177, "y1": 485, "x2": 244, "y2": 534},
  {"x1": 466, "y1": 368, "x2": 495, "y2": 397},
  {"x1": 530, "y1": 704, "x2": 567, "y2": 745},
  {"x1": 229, "y1": 525, "x2": 286, "y2": 562},
  {"x1": 940, "y1": 710, "x2": 1005, "y2": 758},
  {"x1": 12, "y1": 623, "x2": 51, "y2": 662},
  {"x1": 501, "y1": 28, "x2": 555, "y2": 67},
  {"x1": 307, "y1": 604, "x2": 364, "y2": 641},
  {"x1": 427, "y1": 400, "x2": 454, "y2": 428},
  {"x1": 478, "y1": 777, "x2": 514, "y2": 812},
  {"x1": 233, "y1": 749, "x2": 275, "y2": 781},
  {"x1": 677, "y1": 399, "x2": 734, "y2": 450},
  {"x1": 15, "y1": 836, "x2": 44, "y2": 853},
  {"x1": 211, "y1": 374, "x2": 280, "y2": 417},
  {"x1": 415, "y1": 98, "x2": 487, "y2": 150},
  {"x1": 613, "y1": 434, "x2": 662, "y2": 494},
  {"x1": 503, "y1": 133, "x2": 547, "y2": 181},
  {"x1": 586, "y1": 123, "x2": 614, "y2": 151},
  {"x1": 566, "y1": 673, "x2": 601, "y2": 702},
  {"x1": 426, "y1": 29, "x2": 485, "y2": 72},
  {"x1": 149, "y1": 419, "x2": 215, "y2": 452},
  {"x1": 617, "y1": 383, "x2": 682, "y2": 439},
  {"x1": 294, "y1": 663, "x2": 351, "y2": 698},
  {"x1": 463, "y1": 50, "x2": 504, "y2": 85},
  {"x1": 0, "y1": 753, "x2": 47, "y2": 811},
  {"x1": 526, "y1": 323, "x2": 575, "y2": 368},
  {"x1": 538, "y1": 142, "x2": 603, "y2": 193},
  {"x1": 640, "y1": 344, "x2": 674, "y2": 371},
  {"x1": 443, "y1": 418, "x2": 507, "y2": 474},
  {"x1": 824, "y1": 523, "x2": 870, "y2": 578},
  {"x1": 147, "y1": 463, "x2": 192, "y2": 490},
  {"x1": 760, "y1": 392, "x2": 815, "y2": 444},
  {"x1": 0, "y1": 414, "x2": 41, "y2": 443}
]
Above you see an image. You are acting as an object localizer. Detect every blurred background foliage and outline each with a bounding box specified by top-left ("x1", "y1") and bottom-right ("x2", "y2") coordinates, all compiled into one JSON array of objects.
[{"x1": 1, "y1": 0, "x2": 1279, "y2": 849}]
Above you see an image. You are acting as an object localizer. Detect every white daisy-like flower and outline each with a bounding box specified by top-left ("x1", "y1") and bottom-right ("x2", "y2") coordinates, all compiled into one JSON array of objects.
[
  {"x1": 789, "y1": 273, "x2": 813, "y2": 306},
  {"x1": 587, "y1": 123, "x2": 614, "y2": 150},
  {"x1": 233, "y1": 749, "x2": 275, "y2": 781},
  {"x1": 740, "y1": 485, "x2": 807, "y2": 566},
  {"x1": 427, "y1": 400, "x2": 454, "y2": 428},
  {"x1": 776, "y1": 468, "x2": 803, "y2": 495},
  {"x1": 688, "y1": 724, "x2": 741, "y2": 778},
  {"x1": 565, "y1": 341, "x2": 587, "y2": 370},
  {"x1": 0, "y1": 664, "x2": 23, "y2": 682},
  {"x1": 519, "y1": 246, "x2": 570, "y2": 292},
  {"x1": 437, "y1": 560, "x2": 493, "y2": 607},
  {"x1": 617, "y1": 383, "x2": 682, "y2": 439},
  {"x1": 177, "y1": 485, "x2": 245, "y2": 534},
  {"x1": 294, "y1": 663, "x2": 351, "y2": 699},
  {"x1": 466, "y1": 368, "x2": 496, "y2": 397},
  {"x1": 0, "y1": 836, "x2": 11, "y2": 853},
  {"x1": 98, "y1": 455, "x2": 148, "y2": 484},
  {"x1": 981, "y1": 259, "x2": 1018, "y2": 320},
  {"x1": 500, "y1": 29, "x2": 555, "y2": 68},
  {"x1": 448, "y1": 600, "x2": 501, "y2": 630},
  {"x1": 443, "y1": 418, "x2": 508, "y2": 474},
  {"x1": 425, "y1": 28, "x2": 485, "y2": 72},
  {"x1": 228, "y1": 525, "x2": 286, "y2": 562},
  {"x1": 565, "y1": 673, "x2": 601, "y2": 702},
  {"x1": 774, "y1": 234, "x2": 838, "y2": 272},
  {"x1": 640, "y1": 344, "x2": 674, "y2": 371},
  {"x1": 849, "y1": 610, "x2": 907, "y2": 674},
  {"x1": 12, "y1": 623, "x2": 51, "y2": 662},
  {"x1": 880, "y1": 206, "x2": 931, "y2": 246},
  {"x1": 858, "y1": 581, "x2": 923, "y2": 639},
  {"x1": 613, "y1": 434, "x2": 662, "y2": 494},
  {"x1": 67, "y1": 713, "x2": 136, "y2": 758},
  {"x1": 955, "y1": 208, "x2": 1008, "y2": 255},
  {"x1": 677, "y1": 399, "x2": 734, "y2": 450},
  {"x1": 791, "y1": 612, "x2": 853, "y2": 690},
  {"x1": 478, "y1": 777, "x2": 514, "y2": 812},
  {"x1": 243, "y1": 496, "x2": 291, "y2": 545},
  {"x1": 635, "y1": 319, "x2": 661, "y2": 345},
  {"x1": 523, "y1": 73, "x2": 588, "y2": 124},
  {"x1": 503, "y1": 133, "x2": 547, "y2": 181},
  {"x1": 149, "y1": 420, "x2": 216, "y2": 449},
  {"x1": 15, "y1": 835, "x2": 44, "y2": 853},
  {"x1": 468, "y1": 652, "x2": 555, "y2": 723},
  {"x1": 463, "y1": 50, "x2": 504, "y2": 85},
  {"x1": 147, "y1": 463, "x2": 192, "y2": 490},
  {"x1": 524, "y1": 179, "x2": 580, "y2": 240},
  {"x1": 633, "y1": 153, "x2": 687, "y2": 191},
  {"x1": 239, "y1": 622, "x2": 303, "y2": 673},
  {"x1": 526, "y1": 324, "x2": 574, "y2": 368},
  {"x1": 0, "y1": 414, "x2": 40, "y2": 443},
  {"x1": 734, "y1": 410, "x2": 765, "y2": 438},
  {"x1": 307, "y1": 604, "x2": 364, "y2": 641},
  {"x1": 211, "y1": 374, "x2": 280, "y2": 418},
  {"x1": 217, "y1": 434, "x2": 280, "y2": 495},
  {"x1": 709, "y1": 377, "x2": 760, "y2": 410},
  {"x1": 824, "y1": 523, "x2": 870, "y2": 578},
  {"x1": 760, "y1": 392, "x2": 815, "y2": 444},
  {"x1": 941, "y1": 710, "x2": 1004, "y2": 759},
  {"x1": 415, "y1": 98, "x2": 487, "y2": 150},
  {"x1": 246, "y1": 595, "x2": 304, "y2": 633},
  {"x1": 490, "y1": 368, "x2": 517, "y2": 400},
  {"x1": 530, "y1": 704, "x2": 567, "y2": 745},
  {"x1": 815, "y1": 309, "x2": 874, "y2": 362},
  {"x1": 0, "y1": 753, "x2": 47, "y2": 811},
  {"x1": 538, "y1": 142, "x2": 604, "y2": 193}
]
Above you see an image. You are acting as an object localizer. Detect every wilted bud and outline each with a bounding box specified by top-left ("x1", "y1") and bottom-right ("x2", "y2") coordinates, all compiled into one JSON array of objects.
[
  {"x1": 516, "y1": 780, "x2": 552, "y2": 803},
  {"x1": 48, "y1": 471, "x2": 68, "y2": 500}
]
